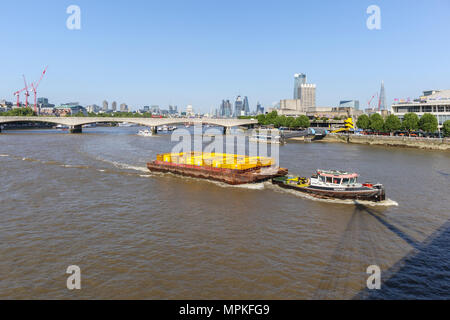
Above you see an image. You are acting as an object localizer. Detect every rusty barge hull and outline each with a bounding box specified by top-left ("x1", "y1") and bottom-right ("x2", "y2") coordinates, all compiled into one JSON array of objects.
[{"x1": 147, "y1": 161, "x2": 288, "y2": 185}]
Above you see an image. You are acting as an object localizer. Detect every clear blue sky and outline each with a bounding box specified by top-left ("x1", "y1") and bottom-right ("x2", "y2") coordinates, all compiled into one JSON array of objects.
[{"x1": 1, "y1": 0, "x2": 449, "y2": 112}]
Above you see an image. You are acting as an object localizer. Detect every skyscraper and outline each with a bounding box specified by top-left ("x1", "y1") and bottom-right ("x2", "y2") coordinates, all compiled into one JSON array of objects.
[
  {"x1": 102, "y1": 100, "x2": 108, "y2": 111},
  {"x1": 256, "y1": 102, "x2": 264, "y2": 115},
  {"x1": 112, "y1": 101, "x2": 117, "y2": 112},
  {"x1": 378, "y1": 81, "x2": 386, "y2": 111},
  {"x1": 120, "y1": 103, "x2": 128, "y2": 112},
  {"x1": 294, "y1": 73, "x2": 307, "y2": 99},
  {"x1": 219, "y1": 100, "x2": 232, "y2": 118},
  {"x1": 243, "y1": 96, "x2": 250, "y2": 116},
  {"x1": 234, "y1": 96, "x2": 243, "y2": 117}
]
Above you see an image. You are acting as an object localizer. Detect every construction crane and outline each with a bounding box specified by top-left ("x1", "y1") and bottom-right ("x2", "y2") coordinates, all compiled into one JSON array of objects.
[
  {"x1": 13, "y1": 87, "x2": 27, "y2": 107},
  {"x1": 367, "y1": 92, "x2": 378, "y2": 110},
  {"x1": 30, "y1": 66, "x2": 48, "y2": 113},
  {"x1": 23, "y1": 75, "x2": 30, "y2": 108}
]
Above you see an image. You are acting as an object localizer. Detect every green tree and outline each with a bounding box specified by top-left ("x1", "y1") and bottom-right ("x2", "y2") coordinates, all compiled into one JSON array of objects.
[
  {"x1": 384, "y1": 114, "x2": 402, "y2": 133},
  {"x1": 369, "y1": 113, "x2": 384, "y2": 132},
  {"x1": 418, "y1": 113, "x2": 438, "y2": 133},
  {"x1": 285, "y1": 116, "x2": 295, "y2": 129},
  {"x1": 402, "y1": 113, "x2": 419, "y2": 133},
  {"x1": 256, "y1": 114, "x2": 267, "y2": 125},
  {"x1": 294, "y1": 115, "x2": 310, "y2": 128},
  {"x1": 356, "y1": 114, "x2": 370, "y2": 130},
  {"x1": 4, "y1": 107, "x2": 36, "y2": 116},
  {"x1": 266, "y1": 111, "x2": 278, "y2": 123},
  {"x1": 443, "y1": 120, "x2": 450, "y2": 137}
]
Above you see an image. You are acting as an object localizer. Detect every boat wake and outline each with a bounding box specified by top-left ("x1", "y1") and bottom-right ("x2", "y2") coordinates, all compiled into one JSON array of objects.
[
  {"x1": 93, "y1": 156, "x2": 149, "y2": 173},
  {"x1": 267, "y1": 183, "x2": 398, "y2": 207}
]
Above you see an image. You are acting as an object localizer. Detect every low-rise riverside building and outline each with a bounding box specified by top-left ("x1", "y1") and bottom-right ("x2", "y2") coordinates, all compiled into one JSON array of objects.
[{"x1": 391, "y1": 89, "x2": 450, "y2": 128}]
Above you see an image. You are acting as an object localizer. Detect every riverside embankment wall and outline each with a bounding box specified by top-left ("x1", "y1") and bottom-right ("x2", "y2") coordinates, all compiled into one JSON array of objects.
[{"x1": 320, "y1": 134, "x2": 450, "y2": 151}]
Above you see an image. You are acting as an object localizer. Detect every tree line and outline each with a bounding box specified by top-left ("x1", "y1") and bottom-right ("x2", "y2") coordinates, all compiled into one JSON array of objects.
[
  {"x1": 240, "y1": 111, "x2": 310, "y2": 129},
  {"x1": 356, "y1": 112, "x2": 450, "y2": 136}
]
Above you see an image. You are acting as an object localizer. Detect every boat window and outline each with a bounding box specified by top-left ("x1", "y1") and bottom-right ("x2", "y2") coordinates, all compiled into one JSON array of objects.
[
  {"x1": 333, "y1": 178, "x2": 341, "y2": 184},
  {"x1": 320, "y1": 176, "x2": 325, "y2": 182},
  {"x1": 350, "y1": 178, "x2": 356, "y2": 184},
  {"x1": 326, "y1": 177, "x2": 332, "y2": 183},
  {"x1": 342, "y1": 178, "x2": 349, "y2": 185}
]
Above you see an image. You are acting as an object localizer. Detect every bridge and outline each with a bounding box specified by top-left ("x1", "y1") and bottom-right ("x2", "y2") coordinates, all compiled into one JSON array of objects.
[{"x1": 0, "y1": 116, "x2": 258, "y2": 134}]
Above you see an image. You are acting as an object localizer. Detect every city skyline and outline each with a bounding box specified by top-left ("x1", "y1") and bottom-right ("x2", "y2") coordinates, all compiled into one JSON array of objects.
[{"x1": 1, "y1": 1, "x2": 449, "y2": 112}]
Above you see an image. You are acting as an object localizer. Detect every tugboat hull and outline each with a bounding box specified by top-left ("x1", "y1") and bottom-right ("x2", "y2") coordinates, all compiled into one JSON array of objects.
[{"x1": 272, "y1": 178, "x2": 386, "y2": 202}]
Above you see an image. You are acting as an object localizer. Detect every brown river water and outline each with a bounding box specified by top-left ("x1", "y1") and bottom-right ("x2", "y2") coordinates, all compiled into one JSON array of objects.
[{"x1": 0, "y1": 126, "x2": 449, "y2": 299}]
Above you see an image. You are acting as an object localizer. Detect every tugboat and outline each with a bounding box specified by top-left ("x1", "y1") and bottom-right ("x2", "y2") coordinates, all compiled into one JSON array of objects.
[{"x1": 272, "y1": 169, "x2": 386, "y2": 202}]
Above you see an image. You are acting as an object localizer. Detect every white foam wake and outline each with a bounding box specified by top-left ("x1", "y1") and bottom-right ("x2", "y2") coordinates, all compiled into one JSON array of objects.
[{"x1": 267, "y1": 183, "x2": 399, "y2": 207}]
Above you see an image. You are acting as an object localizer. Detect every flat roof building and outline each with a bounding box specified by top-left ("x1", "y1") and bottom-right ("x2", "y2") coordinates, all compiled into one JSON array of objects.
[{"x1": 391, "y1": 89, "x2": 450, "y2": 128}]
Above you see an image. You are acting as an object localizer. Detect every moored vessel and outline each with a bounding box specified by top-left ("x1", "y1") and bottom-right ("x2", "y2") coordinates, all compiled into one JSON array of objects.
[
  {"x1": 147, "y1": 152, "x2": 288, "y2": 185},
  {"x1": 272, "y1": 169, "x2": 386, "y2": 202},
  {"x1": 137, "y1": 129, "x2": 153, "y2": 137}
]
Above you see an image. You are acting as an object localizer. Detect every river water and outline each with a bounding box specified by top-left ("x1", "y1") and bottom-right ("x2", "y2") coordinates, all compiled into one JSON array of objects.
[{"x1": 0, "y1": 126, "x2": 449, "y2": 299}]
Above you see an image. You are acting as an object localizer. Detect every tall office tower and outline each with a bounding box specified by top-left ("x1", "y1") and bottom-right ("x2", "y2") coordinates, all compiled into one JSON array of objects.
[
  {"x1": 243, "y1": 96, "x2": 250, "y2": 115},
  {"x1": 220, "y1": 99, "x2": 232, "y2": 117},
  {"x1": 227, "y1": 100, "x2": 232, "y2": 117},
  {"x1": 298, "y1": 83, "x2": 316, "y2": 111},
  {"x1": 378, "y1": 81, "x2": 386, "y2": 111},
  {"x1": 234, "y1": 96, "x2": 244, "y2": 117},
  {"x1": 256, "y1": 102, "x2": 264, "y2": 115},
  {"x1": 112, "y1": 101, "x2": 117, "y2": 112},
  {"x1": 219, "y1": 100, "x2": 226, "y2": 117},
  {"x1": 120, "y1": 103, "x2": 128, "y2": 112},
  {"x1": 102, "y1": 100, "x2": 108, "y2": 111},
  {"x1": 294, "y1": 73, "x2": 307, "y2": 99}
]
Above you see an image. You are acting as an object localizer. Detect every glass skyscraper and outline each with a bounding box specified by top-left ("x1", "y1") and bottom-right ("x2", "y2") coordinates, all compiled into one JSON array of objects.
[{"x1": 294, "y1": 73, "x2": 307, "y2": 99}]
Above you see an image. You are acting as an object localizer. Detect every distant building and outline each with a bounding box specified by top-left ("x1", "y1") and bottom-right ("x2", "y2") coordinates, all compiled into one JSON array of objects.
[
  {"x1": 219, "y1": 99, "x2": 232, "y2": 118},
  {"x1": 55, "y1": 104, "x2": 87, "y2": 116},
  {"x1": 339, "y1": 100, "x2": 360, "y2": 110},
  {"x1": 150, "y1": 105, "x2": 160, "y2": 114},
  {"x1": 243, "y1": 96, "x2": 250, "y2": 116},
  {"x1": 294, "y1": 73, "x2": 307, "y2": 99},
  {"x1": 37, "y1": 97, "x2": 49, "y2": 105},
  {"x1": 234, "y1": 96, "x2": 244, "y2": 117},
  {"x1": 102, "y1": 100, "x2": 108, "y2": 111},
  {"x1": 391, "y1": 89, "x2": 450, "y2": 128},
  {"x1": 256, "y1": 102, "x2": 264, "y2": 115},
  {"x1": 281, "y1": 74, "x2": 316, "y2": 115},
  {"x1": 36, "y1": 97, "x2": 54, "y2": 112},
  {"x1": 186, "y1": 105, "x2": 194, "y2": 116},
  {"x1": 86, "y1": 104, "x2": 100, "y2": 113},
  {"x1": 379, "y1": 81, "x2": 386, "y2": 110},
  {"x1": 168, "y1": 105, "x2": 178, "y2": 115},
  {"x1": 120, "y1": 103, "x2": 129, "y2": 112},
  {"x1": 112, "y1": 101, "x2": 117, "y2": 112}
]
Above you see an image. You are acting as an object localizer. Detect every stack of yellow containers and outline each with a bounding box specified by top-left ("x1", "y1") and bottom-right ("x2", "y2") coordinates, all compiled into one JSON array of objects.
[{"x1": 157, "y1": 152, "x2": 274, "y2": 170}]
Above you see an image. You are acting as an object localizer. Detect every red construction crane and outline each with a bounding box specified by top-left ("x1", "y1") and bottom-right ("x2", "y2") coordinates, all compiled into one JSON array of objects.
[
  {"x1": 367, "y1": 93, "x2": 378, "y2": 109},
  {"x1": 30, "y1": 66, "x2": 48, "y2": 113},
  {"x1": 13, "y1": 87, "x2": 27, "y2": 107},
  {"x1": 23, "y1": 75, "x2": 30, "y2": 108}
]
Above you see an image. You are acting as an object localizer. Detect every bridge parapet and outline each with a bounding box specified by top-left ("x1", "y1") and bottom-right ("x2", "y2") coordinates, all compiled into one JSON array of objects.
[{"x1": 0, "y1": 116, "x2": 258, "y2": 133}]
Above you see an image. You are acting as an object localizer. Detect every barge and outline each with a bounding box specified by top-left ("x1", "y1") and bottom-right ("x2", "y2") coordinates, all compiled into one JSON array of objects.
[
  {"x1": 147, "y1": 152, "x2": 288, "y2": 185},
  {"x1": 272, "y1": 169, "x2": 386, "y2": 202}
]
